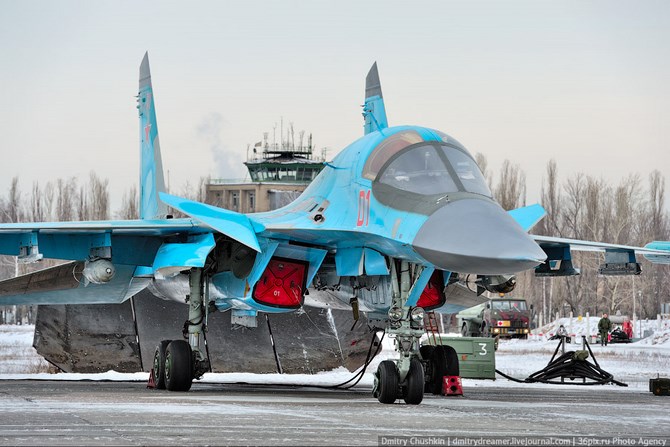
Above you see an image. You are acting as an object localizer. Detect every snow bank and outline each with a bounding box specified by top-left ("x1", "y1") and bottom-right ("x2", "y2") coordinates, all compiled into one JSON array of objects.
[{"x1": 1, "y1": 322, "x2": 669, "y2": 392}]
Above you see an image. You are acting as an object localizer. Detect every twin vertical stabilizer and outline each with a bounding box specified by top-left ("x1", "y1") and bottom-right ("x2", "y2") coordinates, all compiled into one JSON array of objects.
[
  {"x1": 363, "y1": 62, "x2": 388, "y2": 135},
  {"x1": 138, "y1": 52, "x2": 168, "y2": 220}
]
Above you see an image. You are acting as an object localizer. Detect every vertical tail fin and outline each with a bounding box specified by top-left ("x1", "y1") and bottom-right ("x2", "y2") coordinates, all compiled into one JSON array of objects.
[
  {"x1": 363, "y1": 62, "x2": 388, "y2": 135},
  {"x1": 138, "y1": 52, "x2": 168, "y2": 220}
]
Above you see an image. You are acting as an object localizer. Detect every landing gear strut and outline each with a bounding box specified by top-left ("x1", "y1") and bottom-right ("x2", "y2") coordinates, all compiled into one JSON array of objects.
[
  {"x1": 372, "y1": 260, "x2": 430, "y2": 405},
  {"x1": 152, "y1": 268, "x2": 211, "y2": 392}
]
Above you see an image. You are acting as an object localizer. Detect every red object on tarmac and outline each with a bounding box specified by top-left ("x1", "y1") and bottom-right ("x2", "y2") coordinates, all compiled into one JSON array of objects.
[
  {"x1": 147, "y1": 368, "x2": 156, "y2": 389},
  {"x1": 443, "y1": 376, "x2": 463, "y2": 396},
  {"x1": 623, "y1": 320, "x2": 633, "y2": 339}
]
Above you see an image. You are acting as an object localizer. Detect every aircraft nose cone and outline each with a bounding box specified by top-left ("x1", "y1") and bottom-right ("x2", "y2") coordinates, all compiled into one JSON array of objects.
[{"x1": 412, "y1": 199, "x2": 546, "y2": 274}]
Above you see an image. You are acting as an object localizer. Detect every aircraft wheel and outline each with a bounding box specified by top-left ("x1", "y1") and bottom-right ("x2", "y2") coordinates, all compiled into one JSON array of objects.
[
  {"x1": 419, "y1": 346, "x2": 435, "y2": 392},
  {"x1": 374, "y1": 360, "x2": 399, "y2": 404},
  {"x1": 419, "y1": 345, "x2": 434, "y2": 361},
  {"x1": 152, "y1": 340, "x2": 172, "y2": 390},
  {"x1": 403, "y1": 358, "x2": 425, "y2": 405},
  {"x1": 165, "y1": 340, "x2": 193, "y2": 392},
  {"x1": 430, "y1": 345, "x2": 460, "y2": 395}
]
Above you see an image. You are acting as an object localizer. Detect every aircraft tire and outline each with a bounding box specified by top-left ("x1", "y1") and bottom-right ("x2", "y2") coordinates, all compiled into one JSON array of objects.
[
  {"x1": 419, "y1": 346, "x2": 435, "y2": 392},
  {"x1": 419, "y1": 345, "x2": 434, "y2": 361},
  {"x1": 375, "y1": 360, "x2": 399, "y2": 404},
  {"x1": 430, "y1": 345, "x2": 460, "y2": 394},
  {"x1": 152, "y1": 340, "x2": 172, "y2": 390},
  {"x1": 403, "y1": 358, "x2": 424, "y2": 405},
  {"x1": 165, "y1": 340, "x2": 193, "y2": 392}
]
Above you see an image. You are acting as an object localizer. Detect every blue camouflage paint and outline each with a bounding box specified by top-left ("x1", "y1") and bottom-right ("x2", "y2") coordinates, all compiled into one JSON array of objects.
[
  {"x1": 138, "y1": 52, "x2": 168, "y2": 220},
  {"x1": 160, "y1": 192, "x2": 263, "y2": 252},
  {"x1": 1, "y1": 56, "x2": 669, "y2": 319},
  {"x1": 405, "y1": 266, "x2": 435, "y2": 308},
  {"x1": 152, "y1": 233, "x2": 216, "y2": 278},
  {"x1": 508, "y1": 204, "x2": 547, "y2": 231},
  {"x1": 643, "y1": 241, "x2": 670, "y2": 264}
]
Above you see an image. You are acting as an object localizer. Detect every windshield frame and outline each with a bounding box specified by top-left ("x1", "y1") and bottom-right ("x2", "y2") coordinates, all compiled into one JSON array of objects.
[{"x1": 370, "y1": 140, "x2": 492, "y2": 214}]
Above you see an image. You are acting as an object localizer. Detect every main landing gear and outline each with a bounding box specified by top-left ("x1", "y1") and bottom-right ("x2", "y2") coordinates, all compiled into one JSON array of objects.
[
  {"x1": 372, "y1": 260, "x2": 454, "y2": 405},
  {"x1": 152, "y1": 268, "x2": 211, "y2": 391}
]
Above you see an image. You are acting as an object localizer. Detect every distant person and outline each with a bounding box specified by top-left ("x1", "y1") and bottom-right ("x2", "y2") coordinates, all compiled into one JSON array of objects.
[
  {"x1": 623, "y1": 319, "x2": 633, "y2": 339},
  {"x1": 598, "y1": 313, "x2": 612, "y2": 346}
]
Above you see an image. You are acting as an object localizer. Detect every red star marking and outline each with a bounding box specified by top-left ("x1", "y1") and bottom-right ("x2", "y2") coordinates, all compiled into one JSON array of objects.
[{"x1": 144, "y1": 123, "x2": 152, "y2": 142}]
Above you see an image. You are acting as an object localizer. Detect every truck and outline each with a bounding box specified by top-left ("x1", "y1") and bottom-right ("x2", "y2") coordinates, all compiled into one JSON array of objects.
[{"x1": 457, "y1": 297, "x2": 532, "y2": 339}]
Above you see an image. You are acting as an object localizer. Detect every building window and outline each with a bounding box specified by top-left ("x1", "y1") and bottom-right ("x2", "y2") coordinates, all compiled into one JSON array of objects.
[
  {"x1": 248, "y1": 191, "x2": 255, "y2": 212},
  {"x1": 230, "y1": 191, "x2": 239, "y2": 210}
]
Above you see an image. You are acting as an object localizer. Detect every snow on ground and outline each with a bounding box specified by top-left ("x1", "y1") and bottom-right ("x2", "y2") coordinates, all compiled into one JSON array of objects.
[
  {"x1": 495, "y1": 336, "x2": 670, "y2": 389},
  {"x1": 536, "y1": 315, "x2": 670, "y2": 342},
  {"x1": 1, "y1": 323, "x2": 669, "y2": 392},
  {"x1": 0, "y1": 325, "x2": 51, "y2": 374}
]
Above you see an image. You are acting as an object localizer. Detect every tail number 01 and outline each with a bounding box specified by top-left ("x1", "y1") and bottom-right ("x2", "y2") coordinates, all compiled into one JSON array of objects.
[{"x1": 357, "y1": 190, "x2": 370, "y2": 227}]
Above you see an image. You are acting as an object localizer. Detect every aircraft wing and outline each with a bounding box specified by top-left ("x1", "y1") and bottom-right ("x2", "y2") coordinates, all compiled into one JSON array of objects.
[
  {"x1": 0, "y1": 218, "x2": 203, "y2": 264},
  {"x1": 533, "y1": 235, "x2": 669, "y2": 256},
  {"x1": 531, "y1": 235, "x2": 670, "y2": 275},
  {"x1": 0, "y1": 217, "x2": 218, "y2": 305}
]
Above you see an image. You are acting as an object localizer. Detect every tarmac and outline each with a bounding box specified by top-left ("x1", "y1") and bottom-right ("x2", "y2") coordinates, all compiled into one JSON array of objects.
[{"x1": 0, "y1": 380, "x2": 668, "y2": 446}]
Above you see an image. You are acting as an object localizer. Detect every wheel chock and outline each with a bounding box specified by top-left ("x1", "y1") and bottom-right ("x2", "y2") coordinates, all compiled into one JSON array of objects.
[
  {"x1": 442, "y1": 375, "x2": 463, "y2": 396},
  {"x1": 147, "y1": 368, "x2": 157, "y2": 389}
]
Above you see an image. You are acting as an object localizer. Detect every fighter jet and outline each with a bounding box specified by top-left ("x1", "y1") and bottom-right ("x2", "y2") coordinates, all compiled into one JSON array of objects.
[{"x1": 0, "y1": 54, "x2": 668, "y2": 405}]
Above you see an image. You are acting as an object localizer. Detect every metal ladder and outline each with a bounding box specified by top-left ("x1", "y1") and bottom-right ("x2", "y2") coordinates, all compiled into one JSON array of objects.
[{"x1": 425, "y1": 311, "x2": 443, "y2": 346}]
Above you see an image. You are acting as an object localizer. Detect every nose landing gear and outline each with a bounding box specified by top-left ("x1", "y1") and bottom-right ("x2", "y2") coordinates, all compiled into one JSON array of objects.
[{"x1": 372, "y1": 260, "x2": 433, "y2": 405}]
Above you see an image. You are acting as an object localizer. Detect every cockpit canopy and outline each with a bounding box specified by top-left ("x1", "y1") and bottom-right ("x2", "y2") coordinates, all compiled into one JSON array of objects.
[{"x1": 363, "y1": 130, "x2": 491, "y2": 213}]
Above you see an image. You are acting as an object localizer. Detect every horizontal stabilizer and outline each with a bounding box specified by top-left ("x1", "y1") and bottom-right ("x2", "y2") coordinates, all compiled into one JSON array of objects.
[
  {"x1": 160, "y1": 193, "x2": 263, "y2": 252},
  {"x1": 508, "y1": 204, "x2": 546, "y2": 232}
]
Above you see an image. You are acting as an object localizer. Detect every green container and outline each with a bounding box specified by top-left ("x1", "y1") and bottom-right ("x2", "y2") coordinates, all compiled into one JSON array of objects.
[
  {"x1": 649, "y1": 377, "x2": 670, "y2": 396},
  {"x1": 424, "y1": 336, "x2": 496, "y2": 380}
]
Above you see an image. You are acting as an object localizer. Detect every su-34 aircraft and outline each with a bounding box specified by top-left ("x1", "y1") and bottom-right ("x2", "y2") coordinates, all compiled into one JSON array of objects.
[{"x1": 1, "y1": 53, "x2": 669, "y2": 404}]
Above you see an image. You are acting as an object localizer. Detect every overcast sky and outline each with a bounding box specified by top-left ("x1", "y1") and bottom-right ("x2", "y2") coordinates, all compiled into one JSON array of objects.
[{"x1": 0, "y1": 1, "x2": 668, "y2": 214}]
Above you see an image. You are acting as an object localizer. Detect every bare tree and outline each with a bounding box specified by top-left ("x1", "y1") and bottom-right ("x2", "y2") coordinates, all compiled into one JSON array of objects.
[
  {"x1": 475, "y1": 152, "x2": 493, "y2": 191},
  {"x1": 88, "y1": 172, "x2": 110, "y2": 220},
  {"x1": 639, "y1": 171, "x2": 669, "y2": 317},
  {"x1": 6, "y1": 177, "x2": 23, "y2": 224},
  {"x1": 30, "y1": 182, "x2": 46, "y2": 222},
  {"x1": 494, "y1": 160, "x2": 526, "y2": 211},
  {"x1": 55, "y1": 178, "x2": 78, "y2": 222},
  {"x1": 77, "y1": 185, "x2": 89, "y2": 221},
  {"x1": 536, "y1": 160, "x2": 561, "y2": 237},
  {"x1": 118, "y1": 185, "x2": 139, "y2": 220},
  {"x1": 43, "y1": 181, "x2": 54, "y2": 222}
]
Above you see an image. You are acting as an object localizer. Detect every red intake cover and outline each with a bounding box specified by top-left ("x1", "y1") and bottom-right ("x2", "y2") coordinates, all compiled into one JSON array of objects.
[
  {"x1": 252, "y1": 258, "x2": 307, "y2": 309},
  {"x1": 417, "y1": 270, "x2": 447, "y2": 311}
]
